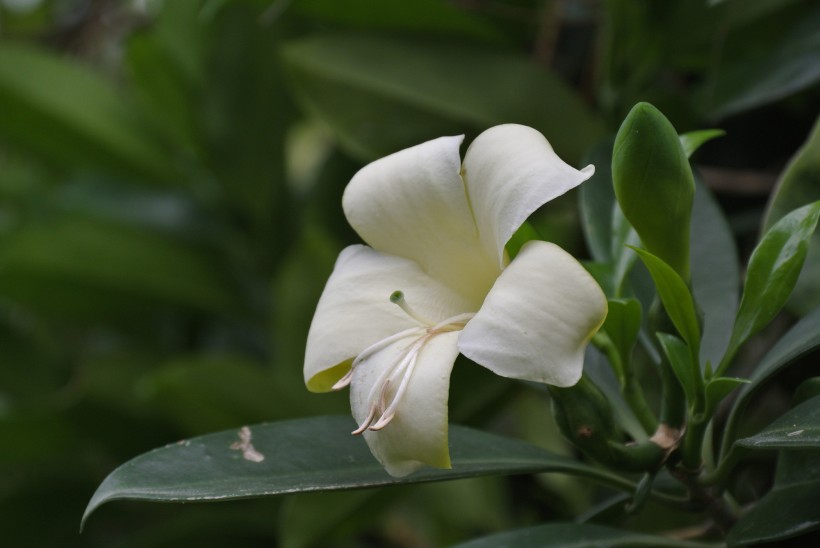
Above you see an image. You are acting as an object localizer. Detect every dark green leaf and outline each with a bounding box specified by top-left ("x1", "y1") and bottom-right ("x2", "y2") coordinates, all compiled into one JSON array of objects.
[
  {"x1": 764, "y1": 114, "x2": 820, "y2": 315},
  {"x1": 723, "y1": 201, "x2": 820, "y2": 367},
  {"x1": 679, "y1": 129, "x2": 725, "y2": 159},
  {"x1": 613, "y1": 103, "x2": 694, "y2": 278},
  {"x1": 610, "y1": 206, "x2": 641, "y2": 296},
  {"x1": 737, "y1": 395, "x2": 820, "y2": 449},
  {"x1": 603, "y1": 298, "x2": 642, "y2": 376},
  {"x1": 0, "y1": 217, "x2": 238, "y2": 316},
  {"x1": 708, "y1": 2, "x2": 820, "y2": 117},
  {"x1": 281, "y1": 34, "x2": 604, "y2": 163},
  {"x1": 690, "y1": 178, "x2": 739, "y2": 367},
  {"x1": 657, "y1": 333, "x2": 697, "y2": 408},
  {"x1": 727, "y1": 479, "x2": 820, "y2": 546},
  {"x1": 454, "y1": 522, "x2": 704, "y2": 548},
  {"x1": 0, "y1": 44, "x2": 175, "y2": 180},
  {"x1": 721, "y1": 309, "x2": 820, "y2": 454},
  {"x1": 579, "y1": 139, "x2": 616, "y2": 263},
  {"x1": 704, "y1": 377, "x2": 748, "y2": 417},
  {"x1": 83, "y1": 416, "x2": 626, "y2": 528},
  {"x1": 630, "y1": 247, "x2": 701, "y2": 357}
]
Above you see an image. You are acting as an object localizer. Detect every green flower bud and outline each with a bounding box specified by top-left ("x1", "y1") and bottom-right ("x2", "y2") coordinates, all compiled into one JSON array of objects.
[
  {"x1": 551, "y1": 375, "x2": 667, "y2": 472},
  {"x1": 612, "y1": 102, "x2": 695, "y2": 279},
  {"x1": 550, "y1": 376, "x2": 621, "y2": 462}
]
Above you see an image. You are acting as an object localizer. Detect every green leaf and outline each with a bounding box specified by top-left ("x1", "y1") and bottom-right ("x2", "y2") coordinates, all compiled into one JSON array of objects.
[
  {"x1": 82, "y1": 416, "x2": 628, "y2": 529},
  {"x1": 281, "y1": 34, "x2": 604, "y2": 163},
  {"x1": 707, "y1": 2, "x2": 820, "y2": 117},
  {"x1": 657, "y1": 333, "x2": 697, "y2": 408},
  {"x1": 722, "y1": 201, "x2": 820, "y2": 368},
  {"x1": 679, "y1": 129, "x2": 725, "y2": 159},
  {"x1": 579, "y1": 139, "x2": 616, "y2": 263},
  {"x1": 721, "y1": 309, "x2": 820, "y2": 454},
  {"x1": 736, "y1": 395, "x2": 820, "y2": 449},
  {"x1": 613, "y1": 103, "x2": 695, "y2": 279},
  {"x1": 454, "y1": 522, "x2": 704, "y2": 548},
  {"x1": 0, "y1": 44, "x2": 175, "y2": 181},
  {"x1": 0, "y1": 217, "x2": 238, "y2": 316},
  {"x1": 630, "y1": 247, "x2": 701, "y2": 358},
  {"x1": 690, "y1": 178, "x2": 739, "y2": 367},
  {"x1": 610, "y1": 206, "x2": 641, "y2": 296},
  {"x1": 763, "y1": 114, "x2": 820, "y2": 316},
  {"x1": 704, "y1": 377, "x2": 749, "y2": 417},
  {"x1": 726, "y1": 479, "x2": 820, "y2": 546},
  {"x1": 603, "y1": 298, "x2": 642, "y2": 374}
]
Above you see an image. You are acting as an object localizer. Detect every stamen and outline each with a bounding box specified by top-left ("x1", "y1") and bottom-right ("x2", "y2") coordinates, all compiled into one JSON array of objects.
[
  {"x1": 348, "y1": 308, "x2": 477, "y2": 435},
  {"x1": 369, "y1": 337, "x2": 425, "y2": 430},
  {"x1": 390, "y1": 290, "x2": 434, "y2": 326},
  {"x1": 431, "y1": 312, "x2": 475, "y2": 331}
]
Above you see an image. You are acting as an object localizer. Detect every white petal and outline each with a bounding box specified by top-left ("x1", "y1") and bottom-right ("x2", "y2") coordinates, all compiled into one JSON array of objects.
[
  {"x1": 461, "y1": 124, "x2": 595, "y2": 266},
  {"x1": 458, "y1": 240, "x2": 607, "y2": 387},
  {"x1": 351, "y1": 331, "x2": 460, "y2": 477},
  {"x1": 342, "y1": 135, "x2": 499, "y2": 306},
  {"x1": 304, "y1": 245, "x2": 473, "y2": 392}
]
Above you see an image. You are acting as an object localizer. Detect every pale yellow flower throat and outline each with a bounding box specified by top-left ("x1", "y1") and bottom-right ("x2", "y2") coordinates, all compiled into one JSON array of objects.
[{"x1": 332, "y1": 291, "x2": 474, "y2": 435}]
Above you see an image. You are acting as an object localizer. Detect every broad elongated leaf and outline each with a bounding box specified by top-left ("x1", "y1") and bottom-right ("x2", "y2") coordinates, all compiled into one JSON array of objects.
[
  {"x1": 602, "y1": 298, "x2": 642, "y2": 379},
  {"x1": 0, "y1": 44, "x2": 174, "y2": 180},
  {"x1": 727, "y1": 479, "x2": 820, "y2": 546},
  {"x1": 579, "y1": 139, "x2": 616, "y2": 263},
  {"x1": 723, "y1": 201, "x2": 820, "y2": 367},
  {"x1": 737, "y1": 395, "x2": 820, "y2": 449},
  {"x1": 690, "y1": 177, "x2": 739, "y2": 367},
  {"x1": 763, "y1": 114, "x2": 820, "y2": 315},
  {"x1": 454, "y1": 522, "x2": 704, "y2": 548},
  {"x1": 0, "y1": 217, "x2": 238, "y2": 316},
  {"x1": 83, "y1": 416, "x2": 628, "y2": 528},
  {"x1": 707, "y1": 1, "x2": 820, "y2": 117},
  {"x1": 281, "y1": 34, "x2": 604, "y2": 163},
  {"x1": 630, "y1": 247, "x2": 701, "y2": 357},
  {"x1": 721, "y1": 309, "x2": 820, "y2": 454}
]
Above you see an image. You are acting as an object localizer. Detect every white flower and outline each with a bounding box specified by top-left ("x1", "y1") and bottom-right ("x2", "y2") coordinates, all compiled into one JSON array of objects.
[{"x1": 304, "y1": 124, "x2": 608, "y2": 477}]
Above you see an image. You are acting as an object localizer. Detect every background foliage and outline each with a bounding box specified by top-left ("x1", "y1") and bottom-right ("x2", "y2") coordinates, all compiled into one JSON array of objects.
[{"x1": 1, "y1": 0, "x2": 818, "y2": 546}]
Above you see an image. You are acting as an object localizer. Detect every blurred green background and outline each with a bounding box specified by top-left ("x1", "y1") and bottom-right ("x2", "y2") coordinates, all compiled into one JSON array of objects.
[{"x1": 0, "y1": 0, "x2": 818, "y2": 546}]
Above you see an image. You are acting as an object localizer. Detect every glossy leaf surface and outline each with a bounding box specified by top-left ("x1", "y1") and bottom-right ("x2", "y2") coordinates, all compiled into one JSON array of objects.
[{"x1": 83, "y1": 416, "x2": 624, "y2": 528}]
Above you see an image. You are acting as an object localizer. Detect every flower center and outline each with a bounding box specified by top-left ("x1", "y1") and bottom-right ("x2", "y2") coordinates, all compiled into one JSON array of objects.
[{"x1": 332, "y1": 290, "x2": 474, "y2": 435}]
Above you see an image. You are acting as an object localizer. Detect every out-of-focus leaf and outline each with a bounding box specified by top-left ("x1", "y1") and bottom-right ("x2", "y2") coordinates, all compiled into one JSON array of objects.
[
  {"x1": 722, "y1": 201, "x2": 820, "y2": 367},
  {"x1": 631, "y1": 248, "x2": 700, "y2": 358},
  {"x1": 603, "y1": 299, "x2": 642, "y2": 380},
  {"x1": 579, "y1": 139, "x2": 616, "y2": 263},
  {"x1": 679, "y1": 129, "x2": 724, "y2": 158},
  {"x1": 764, "y1": 114, "x2": 820, "y2": 315},
  {"x1": 82, "y1": 416, "x2": 632, "y2": 529},
  {"x1": 281, "y1": 34, "x2": 604, "y2": 163},
  {"x1": 292, "y1": 0, "x2": 505, "y2": 43},
  {"x1": 707, "y1": 2, "x2": 820, "y2": 117},
  {"x1": 454, "y1": 522, "x2": 703, "y2": 547},
  {"x1": 0, "y1": 44, "x2": 175, "y2": 180},
  {"x1": 727, "y1": 479, "x2": 820, "y2": 546},
  {"x1": 736, "y1": 395, "x2": 820, "y2": 449},
  {"x1": 0, "y1": 217, "x2": 238, "y2": 316},
  {"x1": 136, "y1": 356, "x2": 308, "y2": 435},
  {"x1": 690, "y1": 179, "x2": 739, "y2": 367},
  {"x1": 721, "y1": 309, "x2": 820, "y2": 453}
]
